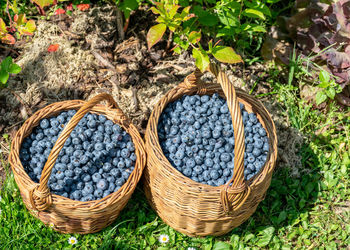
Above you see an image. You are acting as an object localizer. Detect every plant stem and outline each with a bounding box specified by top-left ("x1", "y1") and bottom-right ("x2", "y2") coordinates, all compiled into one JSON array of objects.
[
  {"x1": 0, "y1": 45, "x2": 19, "y2": 55},
  {"x1": 6, "y1": 0, "x2": 13, "y2": 27},
  {"x1": 123, "y1": 17, "x2": 130, "y2": 33},
  {"x1": 166, "y1": 31, "x2": 173, "y2": 51}
]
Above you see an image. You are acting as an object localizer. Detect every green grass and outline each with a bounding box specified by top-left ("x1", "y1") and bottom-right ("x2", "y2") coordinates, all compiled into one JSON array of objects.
[{"x1": 0, "y1": 66, "x2": 349, "y2": 249}]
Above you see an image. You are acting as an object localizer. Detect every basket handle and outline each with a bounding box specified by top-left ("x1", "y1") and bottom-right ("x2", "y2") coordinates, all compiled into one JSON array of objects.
[
  {"x1": 29, "y1": 93, "x2": 127, "y2": 211},
  {"x1": 183, "y1": 63, "x2": 250, "y2": 213}
]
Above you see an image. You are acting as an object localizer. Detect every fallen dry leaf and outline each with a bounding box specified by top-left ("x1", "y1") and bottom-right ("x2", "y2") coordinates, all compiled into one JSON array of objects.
[
  {"x1": 55, "y1": 8, "x2": 65, "y2": 15},
  {"x1": 47, "y1": 44, "x2": 59, "y2": 52},
  {"x1": 77, "y1": 4, "x2": 90, "y2": 11}
]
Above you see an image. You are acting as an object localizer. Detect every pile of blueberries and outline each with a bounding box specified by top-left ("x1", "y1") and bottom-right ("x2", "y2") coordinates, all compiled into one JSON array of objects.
[
  {"x1": 158, "y1": 93, "x2": 269, "y2": 186},
  {"x1": 20, "y1": 110, "x2": 136, "y2": 201}
]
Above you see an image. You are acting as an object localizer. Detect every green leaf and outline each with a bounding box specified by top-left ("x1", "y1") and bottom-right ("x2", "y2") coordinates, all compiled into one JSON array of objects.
[
  {"x1": 244, "y1": 0, "x2": 271, "y2": 17},
  {"x1": 218, "y1": 10, "x2": 239, "y2": 27},
  {"x1": 212, "y1": 46, "x2": 243, "y2": 64},
  {"x1": 242, "y1": 9, "x2": 266, "y2": 20},
  {"x1": 318, "y1": 81, "x2": 329, "y2": 88},
  {"x1": 25, "y1": 20, "x2": 36, "y2": 33},
  {"x1": 316, "y1": 91, "x2": 328, "y2": 105},
  {"x1": 244, "y1": 233, "x2": 255, "y2": 242},
  {"x1": 277, "y1": 210, "x2": 287, "y2": 224},
  {"x1": 150, "y1": 7, "x2": 161, "y2": 15},
  {"x1": 32, "y1": 0, "x2": 54, "y2": 8},
  {"x1": 173, "y1": 46, "x2": 182, "y2": 54},
  {"x1": 305, "y1": 182, "x2": 314, "y2": 194},
  {"x1": 147, "y1": 23, "x2": 167, "y2": 50},
  {"x1": 193, "y1": 6, "x2": 218, "y2": 26},
  {"x1": 325, "y1": 88, "x2": 336, "y2": 99},
  {"x1": 1, "y1": 56, "x2": 13, "y2": 72},
  {"x1": 217, "y1": 27, "x2": 235, "y2": 38},
  {"x1": 319, "y1": 70, "x2": 330, "y2": 83},
  {"x1": 0, "y1": 18, "x2": 8, "y2": 34},
  {"x1": 188, "y1": 31, "x2": 201, "y2": 44},
  {"x1": 168, "y1": 4, "x2": 180, "y2": 19},
  {"x1": 256, "y1": 227, "x2": 275, "y2": 247},
  {"x1": 0, "y1": 69, "x2": 9, "y2": 84},
  {"x1": 192, "y1": 47, "x2": 210, "y2": 72},
  {"x1": 250, "y1": 24, "x2": 267, "y2": 33},
  {"x1": 212, "y1": 241, "x2": 231, "y2": 250},
  {"x1": 122, "y1": 0, "x2": 138, "y2": 11},
  {"x1": 9, "y1": 63, "x2": 21, "y2": 74}
]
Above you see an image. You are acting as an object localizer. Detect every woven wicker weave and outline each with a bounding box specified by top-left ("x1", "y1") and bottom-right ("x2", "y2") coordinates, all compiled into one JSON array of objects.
[
  {"x1": 9, "y1": 93, "x2": 146, "y2": 234},
  {"x1": 143, "y1": 64, "x2": 278, "y2": 236}
]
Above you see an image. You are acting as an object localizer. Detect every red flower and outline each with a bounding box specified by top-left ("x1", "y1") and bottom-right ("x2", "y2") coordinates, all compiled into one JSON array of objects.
[
  {"x1": 66, "y1": 3, "x2": 73, "y2": 11},
  {"x1": 77, "y1": 4, "x2": 90, "y2": 11},
  {"x1": 48, "y1": 44, "x2": 59, "y2": 52},
  {"x1": 55, "y1": 8, "x2": 65, "y2": 15}
]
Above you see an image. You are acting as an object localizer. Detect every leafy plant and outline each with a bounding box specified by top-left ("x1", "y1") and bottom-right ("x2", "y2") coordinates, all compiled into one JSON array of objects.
[
  {"x1": 179, "y1": 0, "x2": 280, "y2": 57},
  {"x1": 117, "y1": 0, "x2": 142, "y2": 20},
  {"x1": 316, "y1": 70, "x2": 342, "y2": 106},
  {"x1": 0, "y1": 56, "x2": 22, "y2": 87},
  {"x1": 286, "y1": 0, "x2": 350, "y2": 105},
  {"x1": 0, "y1": 1, "x2": 36, "y2": 45},
  {"x1": 147, "y1": 1, "x2": 243, "y2": 72}
]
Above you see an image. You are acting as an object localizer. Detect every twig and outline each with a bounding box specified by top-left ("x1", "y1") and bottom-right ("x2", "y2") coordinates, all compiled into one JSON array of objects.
[
  {"x1": 6, "y1": 0, "x2": 13, "y2": 26},
  {"x1": 91, "y1": 50, "x2": 116, "y2": 71},
  {"x1": 123, "y1": 17, "x2": 130, "y2": 33},
  {"x1": 166, "y1": 31, "x2": 173, "y2": 51},
  {"x1": 6, "y1": 120, "x2": 24, "y2": 130},
  {"x1": 116, "y1": 8, "x2": 125, "y2": 41},
  {"x1": 131, "y1": 87, "x2": 139, "y2": 111},
  {"x1": 0, "y1": 44, "x2": 19, "y2": 56}
]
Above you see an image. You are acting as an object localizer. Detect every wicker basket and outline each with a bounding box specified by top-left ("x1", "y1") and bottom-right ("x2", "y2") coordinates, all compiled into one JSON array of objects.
[
  {"x1": 9, "y1": 93, "x2": 146, "y2": 234},
  {"x1": 143, "y1": 63, "x2": 278, "y2": 236}
]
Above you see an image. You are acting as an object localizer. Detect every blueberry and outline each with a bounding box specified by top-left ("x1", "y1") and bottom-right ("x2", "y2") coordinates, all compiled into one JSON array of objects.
[
  {"x1": 103, "y1": 190, "x2": 111, "y2": 197},
  {"x1": 71, "y1": 190, "x2": 82, "y2": 200},
  {"x1": 217, "y1": 178, "x2": 225, "y2": 186},
  {"x1": 175, "y1": 150, "x2": 185, "y2": 160},
  {"x1": 64, "y1": 170, "x2": 74, "y2": 178},
  {"x1": 223, "y1": 168, "x2": 232, "y2": 177},
  {"x1": 116, "y1": 178, "x2": 125, "y2": 187},
  {"x1": 220, "y1": 153, "x2": 231, "y2": 163},
  {"x1": 193, "y1": 165, "x2": 203, "y2": 175},
  {"x1": 87, "y1": 120, "x2": 97, "y2": 129},
  {"x1": 82, "y1": 173, "x2": 91, "y2": 182},
  {"x1": 92, "y1": 173, "x2": 101, "y2": 183},
  {"x1": 210, "y1": 170, "x2": 219, "y2": 180},
  {"x1": 252, "y1": 148, "x2": 261, "y2": 157},
  {"x1": 67, "y1": 110, "x2": 76, "y2": 117},
  {"x1": 94, "y1": 189, "x2": 103, "y2": 198},
  {"x1": 103, "y1": 162, "x2": 112, "y2": 172},
  {"x1": 96, "y1": 179, "x2": 108, "y2": 190},
  {"x1": 247, "y1": 155, "x2": 255, "y2": 163},
  {"x1": 204, "y1": 158, "x2": 214, "y2": 167},
  {"x1": 121, "y1": 148, "x2": 130, "y2": 158},
  {"x1": 186, "y1": 159, "x2": 196, "y2": 168},
  {"x1": 183, "y1": 167, "x2": 192, "y2": 177},
  {"x1": 40, "y1": 119, "x2": 50, "y2": 129},
  {"x1": 263, "y1": 142, "x2": 269, "y2": 152},
  {"x1": 82, "y1": 184, "x2": 94, "y2": 196}
]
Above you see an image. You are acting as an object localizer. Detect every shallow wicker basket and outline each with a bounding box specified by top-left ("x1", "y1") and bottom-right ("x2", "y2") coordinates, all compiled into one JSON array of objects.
[
  {"x1": 143, "y1": 63, "x2": 278, "y2": 236},
  {"x1": 9, "y1": 93, "x2": 146, "y2": 234}
]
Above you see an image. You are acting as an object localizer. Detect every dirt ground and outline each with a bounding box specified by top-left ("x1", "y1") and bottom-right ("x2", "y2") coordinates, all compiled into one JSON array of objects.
[{"x1": 0, "y1": 5, "x2": 305, "y2": 184}]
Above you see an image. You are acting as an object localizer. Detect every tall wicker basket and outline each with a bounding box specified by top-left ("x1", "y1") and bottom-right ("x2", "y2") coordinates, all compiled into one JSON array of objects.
[
  {"x1": 143, "y1": 64, "x2": 278, "y2": 236},
  {"x1": 9, "y1": 93, "x2": 146, "y2": 234}
]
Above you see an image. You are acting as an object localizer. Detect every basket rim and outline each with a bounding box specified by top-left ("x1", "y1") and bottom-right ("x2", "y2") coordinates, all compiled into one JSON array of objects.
[
  {"x1": 145, "y1": 83, "x2": 278, "y2": 191},
  {"x1": 9, "y1": 99, "x2": 146, "y2": 210}
]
